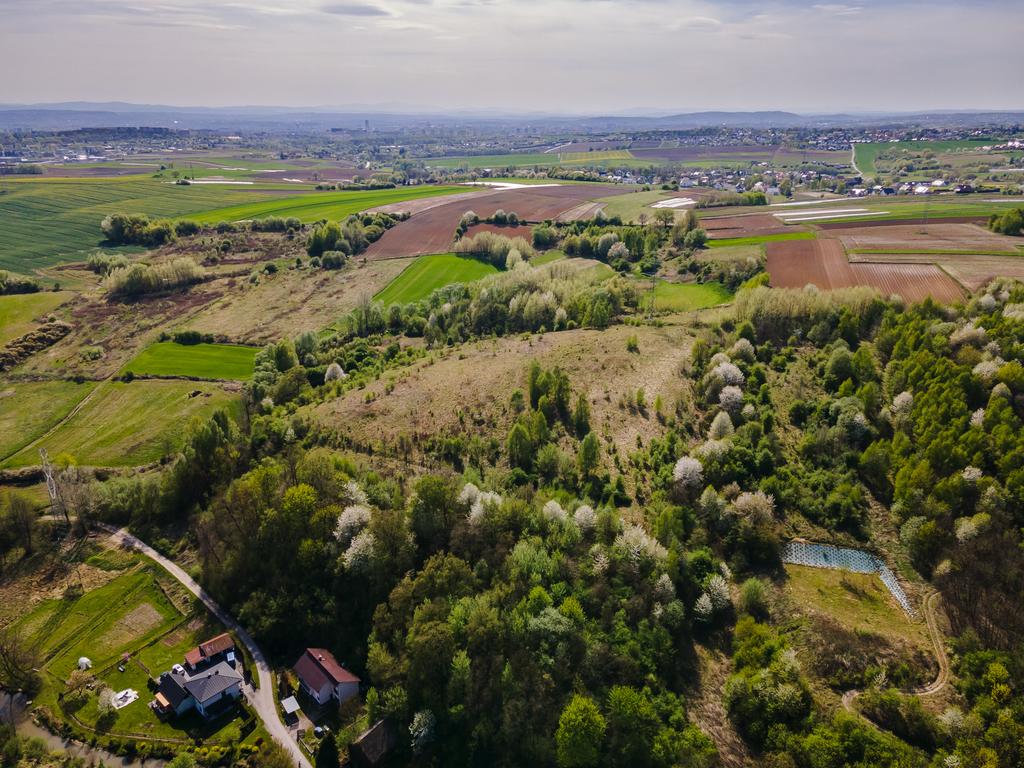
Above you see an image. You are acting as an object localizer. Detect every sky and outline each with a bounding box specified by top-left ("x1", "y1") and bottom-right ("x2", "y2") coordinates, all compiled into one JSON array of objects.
[{"x1": 1, "y1": 0, "x2": 1020, "y2": 114}]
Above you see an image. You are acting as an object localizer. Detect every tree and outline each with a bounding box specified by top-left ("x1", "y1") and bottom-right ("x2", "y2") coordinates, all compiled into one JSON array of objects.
[
  {"x1": 556, "y1": 694, "x2": 606, "y2": 768},
  {"x1": 606, "y1": 686, "x2": 659, "y2": 766},
  {"x1": 574, "y1": 394, "x2": 591, "y2": 436},
  {"x1": 0, "y1": 626, "x2": 41, "y2": 695},
  {"x1": 578, "y1": 432, "x2": 600, "y2": 478},
  {"x1": 409, "y1": 475, "x2": 458, "y2": 554},
  {"x1": 507, "y1": 422, "x2": 534, "y2": 470},
  {"x1": 1, "y1": 490, "x2": 36, "y2": 555}
]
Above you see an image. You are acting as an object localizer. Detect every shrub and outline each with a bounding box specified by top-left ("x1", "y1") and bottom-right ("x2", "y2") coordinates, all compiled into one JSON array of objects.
[{"x1": 105, "y1": 257, "x2": 205, "y2": 298}]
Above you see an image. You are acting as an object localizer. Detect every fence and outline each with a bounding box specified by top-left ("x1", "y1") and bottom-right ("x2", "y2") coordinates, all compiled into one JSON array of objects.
[{"x1": 781, "y1": 540, "x2": 915, "y2": 617}]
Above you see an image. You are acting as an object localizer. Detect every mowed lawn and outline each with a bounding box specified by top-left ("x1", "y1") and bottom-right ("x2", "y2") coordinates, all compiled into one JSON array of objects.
[
  {"x1": 123, "y1": 341, "x2": 258, "y2": 380},
  {"x1": 0, "y1": 379, "x2": 95, "y2": 461},
  {"x1": 189, "y1": 185, "x2": 466, "y2": 224},
  {"x1": 651, "y1": 280, "x2": 732, "y2": 311},
  {"x1": 374, "y1": 253, "x2": 499, "y2": 305},
  {"x1": 3, "y1": 379, "x2": 240, "y2": 467},
  {"x1": 0, "y1": 291, "x2": 71, "y2": 344}
]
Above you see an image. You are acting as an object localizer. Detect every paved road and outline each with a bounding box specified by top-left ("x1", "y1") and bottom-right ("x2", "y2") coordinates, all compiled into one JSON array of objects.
[{"x1": 98, "y1": 523, "x2": 312, "y2": 768}]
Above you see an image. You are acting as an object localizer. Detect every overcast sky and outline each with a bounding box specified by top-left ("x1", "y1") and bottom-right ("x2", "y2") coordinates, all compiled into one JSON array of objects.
[{"x1": 1, "y1": 0, "x2": 1020, "y2": 113}]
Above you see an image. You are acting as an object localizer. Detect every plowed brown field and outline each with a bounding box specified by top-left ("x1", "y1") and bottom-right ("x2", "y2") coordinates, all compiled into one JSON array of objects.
[
  {"x1": 365, "y1": 184, "x2": 627, "y2": 259},
  {"x1": 766, "y1": 240, "x2": 964, "y2": 303},
  {"x1": 702, "y1": 213, "x2": 795, "y2": 238},
  {"x1": 827, "y1": 222, "x2": 1018, "y2": 252}
]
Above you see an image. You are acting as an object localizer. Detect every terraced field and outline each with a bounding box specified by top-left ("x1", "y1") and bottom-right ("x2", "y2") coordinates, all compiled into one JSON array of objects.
[
  {"x1": 0, "y1": 379, "x2": 95, "y2": 461},
  {"x1": 0, "y1": 291, "x2": 71, "y2": 344}
]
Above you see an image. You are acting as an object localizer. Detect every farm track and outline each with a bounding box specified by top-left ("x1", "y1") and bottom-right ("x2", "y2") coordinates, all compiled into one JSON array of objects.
[
  {"x1": 841, "y1": 590, "x2": 950, "y2": 719},
  {"x1": 100, "y1": 523, "x2": 311, "y2": 768}
]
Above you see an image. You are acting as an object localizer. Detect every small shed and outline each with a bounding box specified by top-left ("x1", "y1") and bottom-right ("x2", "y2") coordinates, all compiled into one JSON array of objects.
[{"x1": 281, "y1": 695, "x2": 301, "y2": 717}]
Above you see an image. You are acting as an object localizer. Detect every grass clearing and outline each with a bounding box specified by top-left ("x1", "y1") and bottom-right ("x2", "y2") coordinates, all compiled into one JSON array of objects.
[
  {"x1": 3, "y1": 379, "x2": 240, "y2": 467},
  {"x1": 783, "y1": 564, "x2": 931, "y2": 651},
  {"x1": 558, "y1": 150, "x2": 634, "y2": 164},
  {"x1": 123, "y1": 341, "x2": 258, "y2": 380},
  {"x1": 707, "y1": 232, "x2": 816, "y2": 248},
  {"x1": 532, "y1": 249, "x2": 566, "y2": 266},
  {"x1": 596, "y1": 190, "x2": 693, "y2": 222},
  {"x1": 422, "y1": 153, "x2": 558, "y2": 169},
  {"x1": 649, "y1": 280, "x2": 733, "y2": 311},
  {"x1": 373, "y1": 253, "x2": 499, "y2": 305},
  {"x1": 855, "y1": 139, "x2": 997, "y2": 176},
  {"x1": 0, "y1": 379, "x2": 96, "y2": 461},
  {"x1": 0, "y1": 291, "x2": 71, "y2": 345},
  {"x1": 189, "y1": 185, "x2": 466, "y2": 224}
]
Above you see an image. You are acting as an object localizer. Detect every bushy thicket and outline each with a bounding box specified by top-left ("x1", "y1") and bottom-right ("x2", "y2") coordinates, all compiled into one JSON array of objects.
[
  {"x1": 988, "y1": 206, "x2": 1024, "y2": 236},
  {"x1": 0, "y1": 270, "x2": 40, "y2": 294},
  {"x1": 101, "y1": 212, "x2": 176, "y2": 246},
  {"x1": 307, "y1": 212, "x2": 404, "y2": 258},
  {"x1": 696, "y1": 191, "x2": 767, "y2": 208},
  {"x1": 452, "y1": 231, "x2": 535, "y2": 267},
  {"x1": 337, "y1": 258, "x2": 639, "y2": 345},
  {"x1": 104, "y1": 257, "x2": 205, "y2": 298}
]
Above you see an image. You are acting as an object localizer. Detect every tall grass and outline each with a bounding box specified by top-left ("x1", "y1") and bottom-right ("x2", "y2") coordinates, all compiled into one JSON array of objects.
[{"x1": 105, "y1": 257, "x2": 205, "y2": 298}]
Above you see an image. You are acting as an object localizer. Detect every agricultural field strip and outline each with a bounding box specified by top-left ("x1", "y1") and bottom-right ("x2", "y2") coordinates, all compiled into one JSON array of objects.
[{"x1": 782, "y1": 211, "x2": 890, "y2": 223}]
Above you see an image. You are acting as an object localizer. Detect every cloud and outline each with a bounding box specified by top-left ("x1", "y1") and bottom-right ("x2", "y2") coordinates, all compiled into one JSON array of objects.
[
  {"x1": 321, "y1": 2, "x2": 390, "y2": 15},
  {"x1": 672, "y1": 15, "x2": 723, "y2": 30},
  {"x1": 813, "y1": 3, "x2": 864, "y2": 15}
]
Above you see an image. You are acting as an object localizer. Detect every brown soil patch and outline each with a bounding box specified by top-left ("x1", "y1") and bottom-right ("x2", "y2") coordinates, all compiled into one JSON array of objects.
[
  {"x1": 96, "y1": 602, "x2": 164, "y2": 651},
  {"x1": 365, "y1": 185, "x2": 629, "y2": 260},
  {"x1": 686, "y1": 646, "x2": 751, "y2": 768},
  {"x1": 767, "y1": 240, "x2": 965, "y2": 303},
  {"x1": 367, "y1": 189, "x2": 493, "y2": 216},
  {"x1": 702, "y1": 213, "x2": 796, "y2": 238},
  {"x1": 827, "y1": 222, "x2": 1019, "y2": 252}
]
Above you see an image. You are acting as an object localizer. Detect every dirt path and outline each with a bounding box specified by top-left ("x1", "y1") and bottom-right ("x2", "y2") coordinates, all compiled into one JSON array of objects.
[
  {"x1": 842, "y1": 589, "x2": 949, "y2": 719},
  {"x1": 99, "y1": 523, "x2": 311, "y2": 768},
  {"x1": 686, "y1": 647, "x2": 752, "y2": 768},
  {"x1": 0, "y1": 377, "x2": 108, "y2": 464},
  {"x1": 851, "y1": 145, "x2": 864, "y2": 178}
]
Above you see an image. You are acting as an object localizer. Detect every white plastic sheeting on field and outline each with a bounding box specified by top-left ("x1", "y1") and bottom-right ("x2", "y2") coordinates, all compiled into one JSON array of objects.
[{"x1": 781, "y1": 541, "x2": 915, "y2": 617}]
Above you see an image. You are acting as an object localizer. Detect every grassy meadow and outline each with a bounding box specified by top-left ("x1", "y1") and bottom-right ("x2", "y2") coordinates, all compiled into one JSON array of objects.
[
  {"x1": 0, "y1": 291, "x2": 71, "y2": 344},
  {"x1": 123, "y1": 341, "x2": 258, "y2": 380},
  {"x1": 0, "y1": 379, "x2": 96, "y2": 461},
  {"x1": 650, "y1": 280, "x2": 733, "y2": 312},
  {"x1": 374, "y1": 253, "x2": 500, "y2": 305},
  {"x1": 854, "y1": 139, "x2": 998, "y2": 176},
  {"x1": 3, "y1": 379, "x2": 240, "y2": 467},
  {"x1": 708, "y1": 232, "x2": 816, "y2": 248}
]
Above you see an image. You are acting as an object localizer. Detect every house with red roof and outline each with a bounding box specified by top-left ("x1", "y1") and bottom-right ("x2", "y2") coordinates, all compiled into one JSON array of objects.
[
  {"x1": 184, "y1": 632, "x2": 235, "y2": 673},
  {"x1": 293, "y1": 648, "x2": 360, "y2": 706}
]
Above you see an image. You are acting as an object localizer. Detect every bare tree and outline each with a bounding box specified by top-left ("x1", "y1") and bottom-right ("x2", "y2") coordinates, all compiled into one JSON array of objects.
[{"x1": 0, "y1": 625, "x2": 41, "y2": 695}]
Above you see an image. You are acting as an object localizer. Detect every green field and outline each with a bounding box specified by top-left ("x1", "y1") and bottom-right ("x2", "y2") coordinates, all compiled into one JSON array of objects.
[
  {"x1": 531, "y1": 249, "x2": 567, "y2": 266},
  {"x1": 123, "y1": 341, "x2": 258, "y2": 380},
  {"x1": 0, "y1": 379, "x2": 95, "y2": 461},
  {"x1": 189, "y1": 184, "x2": 465, "y2": 224},
  {"x1": 649, "y1": 280, "x2": 733, "y2": 311},
  {"x1": 0, "y1": 176, "x2": 286, "y2": 272},
  {"x1": 558, "y1": 150, "x2": 634, "y2": 164},
  {"x1": 421, "y1": 153, "x2": 559, "y2": 169},
  {"x1": 854, "y1": 139, "x2": 996, "y2": 176},
  {"x1": 3, "y1": 379, "x2": 240, "y2": 467},
  {"x1": 0, "y1": 291, "x2": 71, "y2": 344},
  {"x1": 596, "y1": 190, "x2": 695, "y2": 222},
  {"x1": 374, "y1": 253, "x2": 500, "y2": 305},
  {"x1": 708, "y1": 232, "x2": 817, "y2": 248}
]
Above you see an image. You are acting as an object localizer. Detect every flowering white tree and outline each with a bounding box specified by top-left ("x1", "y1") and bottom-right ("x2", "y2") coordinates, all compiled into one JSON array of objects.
[
  {"x1": 711, "y1": 361, "x2": 745, "y2": 387},
  {"x1": 730, "y1": 337, "x2": 755, "y2": 362},
  {"x1": 325, "y1": 362, "x2": 347, "y2": 382},
  {"x1": 335, "y1": 504, "x2": 371, "y2": 544},
  {"x1": 730, "y1": 491, "x2": 775, "y2": 523},
  {"x1": 693, "y1": 593, "x2": 713, "y2": 622},
  {"x1": 543, "y1": 499, "x2": 567, "y2": 524},
  {"x1": 410, "y1": 709, "x2": 436, "y2": 753},
  {"x1": 614, "y1": 524, "x2": 668, "y2": 566},
  {"x1": 706, "y1": 574, "x2": 731, "y2": 611},
  {"x1": 654, "y1": 573, "x2": 676, "y2": 602},
  {"x1": 719, "y1": 385, "x2": 744, "y2": 415},
  {"x1": 672, "y1": 456, "x2": 703, "y2": 490},
  {"x1": 345, "y1": 480, "x2": 369, "y2": 507},
  {"x1": 344, "y1": 530, "x2": 376, "y2": 573},
  {"x1": 573, "y1": 504, "x2": 597, "y2": 532}
]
